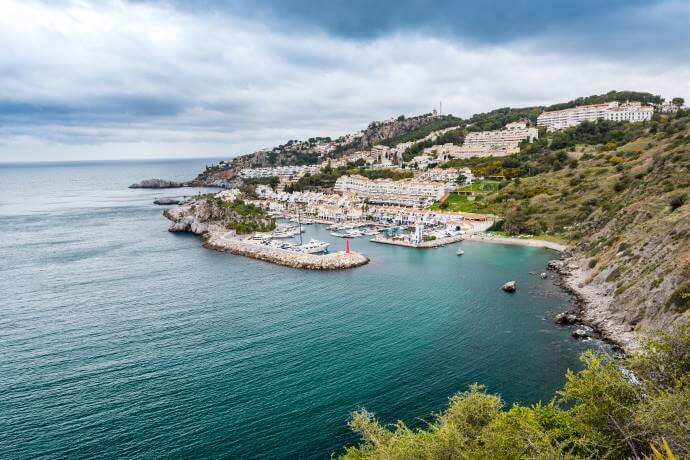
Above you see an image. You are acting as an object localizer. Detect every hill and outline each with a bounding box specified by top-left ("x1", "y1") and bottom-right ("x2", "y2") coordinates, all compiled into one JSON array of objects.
[{"x1": 189, "y1": 114, "x2": 456, "y2": 186}]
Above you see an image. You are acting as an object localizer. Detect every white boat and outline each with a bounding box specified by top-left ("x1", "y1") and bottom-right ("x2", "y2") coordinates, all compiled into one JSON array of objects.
[
  {"x1": 297, "y1": 239, "x2": 330, "y2": 254},
  {"x1": 330, "y1": 232, "x2": 347, "y2": 238},
  {"x1": 456, "y1": 249, "x2": 465, "y2": 256},
  {"x1": 344, "y1": 230, "x2": 363, "y2": 238},
  {"x1": 361, "y1": 229, "x2": 379, "y2": 236}
]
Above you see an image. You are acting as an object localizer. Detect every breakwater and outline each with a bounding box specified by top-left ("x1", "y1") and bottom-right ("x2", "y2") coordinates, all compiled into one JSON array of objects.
[{"x1": 205, "y1": 233, "x2": 369, "y2": 270}]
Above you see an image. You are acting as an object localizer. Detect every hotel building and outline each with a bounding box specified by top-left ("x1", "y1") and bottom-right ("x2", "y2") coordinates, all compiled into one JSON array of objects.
[{"x1": 537, "y1": 101, "x2": 654, "y2": 131}]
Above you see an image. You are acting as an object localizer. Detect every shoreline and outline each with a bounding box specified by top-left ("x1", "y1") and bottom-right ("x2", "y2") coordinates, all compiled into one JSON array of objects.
[
  {"x1": 461, "y1": 232, "x2": 637, "y2": 351},
  {"x1": 462, "y1": 233, "x2": 568, "y2": 252},
  {"x1": 164, "y1": 203, "x2": 636, "y2": 350},
  {"x1": 551, "y1": 258, "x2": 638, "y2": 352}
]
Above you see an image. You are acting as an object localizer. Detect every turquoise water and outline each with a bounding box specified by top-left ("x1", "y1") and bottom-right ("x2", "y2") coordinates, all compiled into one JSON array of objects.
[{"x1": 0, "y1": 160, "x2": 593, "y2": 459}]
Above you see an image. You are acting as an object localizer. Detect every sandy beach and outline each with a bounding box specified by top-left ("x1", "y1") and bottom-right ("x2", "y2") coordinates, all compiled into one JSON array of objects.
[{"x1": 463, "y1": 233, "x2": 568, "y2": 252}]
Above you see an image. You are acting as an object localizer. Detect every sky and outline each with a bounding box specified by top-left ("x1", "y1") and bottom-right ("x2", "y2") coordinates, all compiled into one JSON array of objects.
[{"x1": 1, "y1": 0, "x2": 689, "y2": 162}]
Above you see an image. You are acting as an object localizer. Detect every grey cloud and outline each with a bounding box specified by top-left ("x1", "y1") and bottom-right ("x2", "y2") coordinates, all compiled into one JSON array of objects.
[{"x1": 0, "y1": 0, "x2": 689, "y2": 162}]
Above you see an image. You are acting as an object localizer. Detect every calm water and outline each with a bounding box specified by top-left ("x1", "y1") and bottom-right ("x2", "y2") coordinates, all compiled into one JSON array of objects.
[{"x1": 0, "y1": 159, "x2": 592, "y2": 459}]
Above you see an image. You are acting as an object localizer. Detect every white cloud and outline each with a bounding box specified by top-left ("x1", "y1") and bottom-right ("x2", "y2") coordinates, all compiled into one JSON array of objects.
[{"x1": 1, "y1": 0, "x2": 689, "y2": 162}]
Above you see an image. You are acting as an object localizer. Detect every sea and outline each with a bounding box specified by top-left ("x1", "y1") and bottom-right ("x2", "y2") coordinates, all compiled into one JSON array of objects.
[{"x1": 0, "y1": 159, "x2": 594, "y2": 459}]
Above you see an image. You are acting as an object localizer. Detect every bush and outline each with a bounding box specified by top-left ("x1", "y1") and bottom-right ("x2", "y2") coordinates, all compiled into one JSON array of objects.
[
  {"x1": 670, "y1": 193, "x2": 687, "y2": 211},
  {"x1": 341, "y1": 324, "x2": 690, "y2": 459}
]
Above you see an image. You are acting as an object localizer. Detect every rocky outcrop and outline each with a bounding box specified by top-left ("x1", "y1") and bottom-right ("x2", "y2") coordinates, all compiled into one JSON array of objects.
[
  {"x1": 571, "y1": 325, "x2": 595, "y2": 340},
  {"x1": 555, "y1": 311, "x2": 579, "y2": 325},
  {"x1": 501, "y1": 281, "x2": 517, "y2": 292},
  {"x1": 163, "y1": 203, "x2": 225, "y2": 235},
  {"x1": 129, "y1": 179, "x2": 185, "y2": 189},
  {"x1": 154, "y1": 197, "x2": 181, "y2": 205}
]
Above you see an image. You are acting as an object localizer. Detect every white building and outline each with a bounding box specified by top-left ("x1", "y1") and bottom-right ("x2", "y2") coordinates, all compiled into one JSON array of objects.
[
  {"x1": 239, "y1": 165, "x2": 320, "y2": 179},
  {"x1": 452, "y1": 121, "x2": 538, "y2": 158},
  {"x1": 537, "y1": 101, "x2": 653, "y2": 131},
  {"x1": 334, "y1": 175, "x2": 448, "y2": 207},
  {"x1": 416, "y1": 167, "x2": 474, "y2": 184}
]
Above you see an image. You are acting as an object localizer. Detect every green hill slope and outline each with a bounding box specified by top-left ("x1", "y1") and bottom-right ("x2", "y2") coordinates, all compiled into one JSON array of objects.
[{"x1": 438, "y1": 111, "x2": 690, "y2": 338}]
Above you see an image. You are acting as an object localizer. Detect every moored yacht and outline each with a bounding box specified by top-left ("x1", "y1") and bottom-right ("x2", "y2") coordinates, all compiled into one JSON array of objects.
[{"x1": 296, "y1": 239, "x2": 330, "y2": 254}]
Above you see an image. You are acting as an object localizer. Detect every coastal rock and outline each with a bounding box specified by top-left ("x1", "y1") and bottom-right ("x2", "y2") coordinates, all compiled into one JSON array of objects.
[
  {"x1": 547, "y1": 260, "x2": 565, "y2": 271},
  {"x1": 168, "y1": 215, "x2": 194, "y2": 232},
  {"x1": 129, "y1": 178, "x2": 184, "y2": 189},
  {"x1": 501, "y1": 281, "x2": 517, "y2": 292},
  {"x1": 555, "y1": 311, "x2": 579, "y2": 325},
  {"x1": 571, "y1": 326, "x2": 594, "y2": 339},
  {"x1": 154, "y1": 197, "x2": 181, "y2": 205}
]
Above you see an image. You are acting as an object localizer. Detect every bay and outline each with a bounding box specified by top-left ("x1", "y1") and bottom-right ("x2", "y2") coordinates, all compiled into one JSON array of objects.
[{"x1": 0, "y1": 159, "x2": 592, "y2": 459}]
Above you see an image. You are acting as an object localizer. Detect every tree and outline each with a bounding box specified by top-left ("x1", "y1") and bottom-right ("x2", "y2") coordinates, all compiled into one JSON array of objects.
[
  {"x1": 671, "y1": 97, "x2": 685, "y2": 107},
  {"x1": 455, "y1": 174, "x2": 467, "y2": 185}
]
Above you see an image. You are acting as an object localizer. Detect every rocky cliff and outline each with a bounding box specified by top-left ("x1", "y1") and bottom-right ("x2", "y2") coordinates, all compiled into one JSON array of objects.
[{"x1": 163, "y1": 195, "x2": 276, "y2": 235}]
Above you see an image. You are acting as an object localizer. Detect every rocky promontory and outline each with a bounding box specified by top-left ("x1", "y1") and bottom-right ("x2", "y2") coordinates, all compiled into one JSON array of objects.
[
  {"x1": 163, "y1": 197, "x2": 369, "y2": 270},
  {"x1": 129, "y1": 178, "x2": 186, "y2": 189}
]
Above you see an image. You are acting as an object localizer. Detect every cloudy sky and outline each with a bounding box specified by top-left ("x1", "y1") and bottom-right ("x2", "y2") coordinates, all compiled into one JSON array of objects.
[{"x1": 1, "y1": 0, "x2": 689, "y2": 162}]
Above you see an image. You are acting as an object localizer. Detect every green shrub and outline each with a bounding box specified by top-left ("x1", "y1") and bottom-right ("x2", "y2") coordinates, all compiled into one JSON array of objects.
[{"x1": 341, "y1": 324, "x2": 690, "y2": 459}]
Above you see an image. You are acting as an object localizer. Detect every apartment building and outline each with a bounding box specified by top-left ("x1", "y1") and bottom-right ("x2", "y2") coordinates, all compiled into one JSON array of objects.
[
  {"x1": 239, "y1": 165, "x2": 320, "y2": 179},
  {"x1": 334, "y1": 175, "x2": 448, "y2": 207},
  {"x1": 452, "y1": 121, "x2": 538, "y2": 158},
  {"x1": 537, "y1": 101, "x2": 653, "y2": 131}
]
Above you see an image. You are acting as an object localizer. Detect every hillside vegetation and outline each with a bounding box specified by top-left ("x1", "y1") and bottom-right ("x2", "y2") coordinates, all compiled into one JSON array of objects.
[
  {"x1": 340, "y1": 324, "x2": 690, "y2": 459},
  {"x1": 201, "y1": 195, "x2": 276, "y2": 234}
]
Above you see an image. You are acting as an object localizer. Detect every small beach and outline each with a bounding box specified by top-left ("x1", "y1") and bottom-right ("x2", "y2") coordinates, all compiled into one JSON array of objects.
[{"x1": 463, "y1": 233, "x2": 568, "y2": 252}]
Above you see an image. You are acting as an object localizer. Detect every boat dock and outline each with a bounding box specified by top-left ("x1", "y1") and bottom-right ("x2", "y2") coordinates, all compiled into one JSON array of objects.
[{"x1": 370, "y1": 234, "x2": 464, "y2": 248}]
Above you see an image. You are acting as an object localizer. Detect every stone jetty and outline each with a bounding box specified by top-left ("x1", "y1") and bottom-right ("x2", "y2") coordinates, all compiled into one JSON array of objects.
[{"x1": 205, "y1": 233, "x2": 369, "y2": 270}]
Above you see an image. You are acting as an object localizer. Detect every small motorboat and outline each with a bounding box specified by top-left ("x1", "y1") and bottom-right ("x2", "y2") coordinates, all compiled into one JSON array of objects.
[{"x1": 456, "y1": 249, "x2": 464, "y2": 256}]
